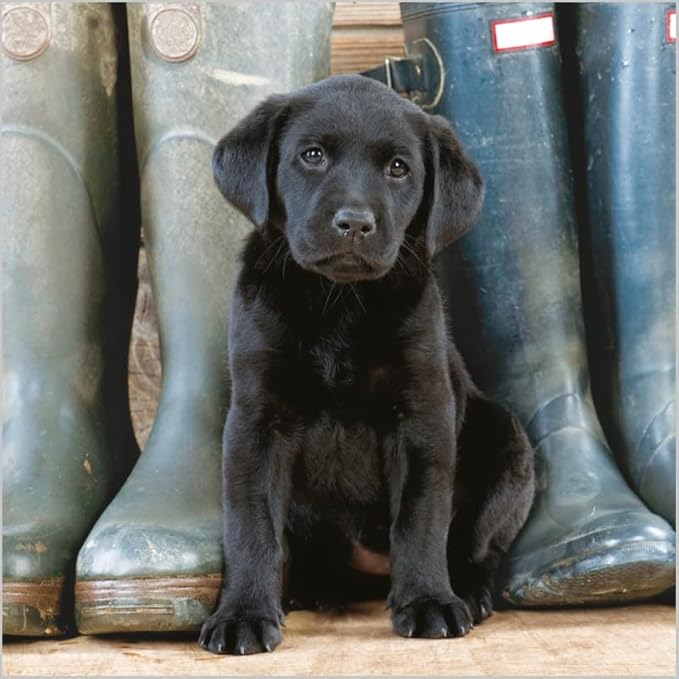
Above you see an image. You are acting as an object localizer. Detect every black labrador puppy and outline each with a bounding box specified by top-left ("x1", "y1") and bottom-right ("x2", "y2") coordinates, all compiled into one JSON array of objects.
[{"x1": 199, "y1": 75, "x2": 534, "y2": 655}]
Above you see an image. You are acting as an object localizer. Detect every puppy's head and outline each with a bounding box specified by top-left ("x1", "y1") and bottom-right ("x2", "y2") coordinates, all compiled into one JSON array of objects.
[{"x1": 213, "y1": 75, "x2": 483, "y2": 283}]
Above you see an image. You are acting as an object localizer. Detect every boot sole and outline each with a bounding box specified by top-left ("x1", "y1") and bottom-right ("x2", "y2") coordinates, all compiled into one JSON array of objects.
[
  {"x1": 74, "y1": 574, "x2": 222, "y2": 634},
  {"x1": 3, "y1": 578, "x2": 70, "y2": 637},
  {"x1": 501, "y1": 538, "x2": 676, "y2": 607}
]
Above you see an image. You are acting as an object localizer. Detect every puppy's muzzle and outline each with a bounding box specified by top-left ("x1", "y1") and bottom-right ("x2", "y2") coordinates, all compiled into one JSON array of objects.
[
  {"x1": 332, "y1": 209, "x2": 376, "y2": 238},
  {"x1": 307, "y1": 208, "x2": 393, "y2": 283}
]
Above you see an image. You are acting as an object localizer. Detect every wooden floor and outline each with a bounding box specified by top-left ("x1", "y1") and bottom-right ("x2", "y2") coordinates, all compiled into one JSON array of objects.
[{"x1": 3, "y1": 603, "x2": 675, "y2": 676}]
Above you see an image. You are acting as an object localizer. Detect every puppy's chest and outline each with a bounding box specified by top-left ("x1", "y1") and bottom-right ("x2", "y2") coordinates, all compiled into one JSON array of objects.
[
  {"x1": 303, "y1": 335, "x2": 407, "y2": 416},
  {"x1": 299, "y1": 413, "x2": 385, "y2": 504},
  {"x1": 293, "y1": 337, "x2": 407, "y2": 504}
]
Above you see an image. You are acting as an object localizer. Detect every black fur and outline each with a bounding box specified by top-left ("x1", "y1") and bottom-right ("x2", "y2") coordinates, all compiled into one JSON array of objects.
[{"x1": 199, "y1": 75, "x2": 534, "y2": 655}]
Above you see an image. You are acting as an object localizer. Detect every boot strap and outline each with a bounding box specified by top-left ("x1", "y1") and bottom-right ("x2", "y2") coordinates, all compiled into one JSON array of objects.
[
  {"x1": 361, "y1": 57, "x2": 424, "y2": 94},
  {"x1": 361, "y1": 39, "x2": 444, "y2": 110}
]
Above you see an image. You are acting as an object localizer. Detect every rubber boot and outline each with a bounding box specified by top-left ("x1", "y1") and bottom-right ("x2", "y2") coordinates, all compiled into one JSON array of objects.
[
  {"x1": 74, "y1": 2, "x2": 333, "y2": 633},
  {"x1": 2, "y1": 4, "x2": 139, "y2": 636},
  {"x1": 567, "y1": 4, "x2": 676, "y2": 527},
  {"x1": 400, "y1": 2, "x2": 676, "y2": 606}
]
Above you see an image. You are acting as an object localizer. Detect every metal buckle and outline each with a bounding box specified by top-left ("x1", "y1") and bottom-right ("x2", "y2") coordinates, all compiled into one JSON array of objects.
[
  {"x1": 384, "y1": 56, "x2": 424, "y2": 95},
  {"x1": 384, "y1": 57, "x2": 394, "y2": 90}
]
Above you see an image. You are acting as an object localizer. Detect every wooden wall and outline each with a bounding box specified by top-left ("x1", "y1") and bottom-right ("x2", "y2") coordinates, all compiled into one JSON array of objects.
[
  {"x1": 128, "y1": 250, "x2": 161, "y2": 446},
  {"x1": 128, "y1": 3, "x2": 404, "y2": 446},
  {"x1": 331, "y1": 3, "x2": 404, "y2": 75}
]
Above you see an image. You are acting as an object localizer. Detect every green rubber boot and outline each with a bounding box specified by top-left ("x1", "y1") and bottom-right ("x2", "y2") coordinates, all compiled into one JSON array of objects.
[
  {"x1": 75, "y1": 2, "x2": 333, "y2": 633},
  {"x1": 2, "y1": 4, "x2": 139, "y2": 636}
]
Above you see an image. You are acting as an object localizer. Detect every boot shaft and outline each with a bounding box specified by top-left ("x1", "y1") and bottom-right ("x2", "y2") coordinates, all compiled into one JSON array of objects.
[
  {"x1": 2, "y1": 4, "x2": 138, "y2": 483},
  {"x1": 573, "y1": 3, "x2": 676, "y2": 377},
  {"x1": 402, "y1": 3, "x2": 588, "y2": 425},
  {"x1": 125, "y1": 3, "x2": 333, "y2": 400}
]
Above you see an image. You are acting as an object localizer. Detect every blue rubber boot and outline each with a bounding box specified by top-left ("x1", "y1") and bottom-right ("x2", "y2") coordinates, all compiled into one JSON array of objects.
[
  {"x1": 569, "y1": 4, "x2": 676, "y2": 528},
  {"x1": 401, "y1": 2, "x2": 675, "y2": 606}
]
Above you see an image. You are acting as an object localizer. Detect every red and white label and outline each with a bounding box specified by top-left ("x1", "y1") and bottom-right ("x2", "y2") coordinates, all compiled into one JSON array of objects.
[
  {"x1": 491, "y1": 13, "x2": 556, "y2": 53},
  {"x1": 667, "y1": 9, "x2": 676, "y2": 43}
]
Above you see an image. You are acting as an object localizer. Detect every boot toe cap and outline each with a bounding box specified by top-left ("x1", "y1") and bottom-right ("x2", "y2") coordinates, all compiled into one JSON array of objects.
[
  {"x1": 76, "y1": 524, "x2": 223, "y2": 579},
  {"x1": 3, "y1": 526, "x2": 80, "y2": 636},
  {"x1": 501, "y1": 509, "x2": 676, "y2": 607},
  {"x1": 74, "y1": 524, "x2": 224, "y2": 633}
]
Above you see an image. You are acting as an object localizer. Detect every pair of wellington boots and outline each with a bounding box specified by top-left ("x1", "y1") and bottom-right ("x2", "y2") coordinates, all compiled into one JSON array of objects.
[
  {"x1": 2, "y1": 2, "x2": 333, "y2": 636},
  {"x1": 400, "y1": 2, "x2": 675, "y2": 606}
]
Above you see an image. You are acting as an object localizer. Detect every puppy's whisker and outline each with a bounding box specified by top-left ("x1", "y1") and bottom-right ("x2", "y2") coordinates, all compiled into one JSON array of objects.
[
  {"x1": 402, "y1": 236, "x2": 427, "y2": 269},
  {"x1": 282, "y1": 252, "x2": 291, "y2": 280},
  {"x1": 331, "y1": 282, "x2": 345, "y2": 313},
  {"x1": 254, "y1": 235, "x2": 284, "y2": 271},
  {"x1": 258, "y1": 239, "x2": 284, "y2": 273},
  {"x1": 273, "y1": 244, "x2": 289, "y2": 269},
  {"x1": 395, "y1": 253, "x2": 411, "y2": 275},
  {"x1": 400, "y1": 247, "x2": 419, "y2": 275},
  {"x1": 403, "y1": 238, "x2": 426, "y2": 268},
  {"x1": 350, "y1": 283, "x2": 366, "y2": 315},
  {"x1": 322, "y1": 282, "x2": 336, "y2": 315},
  {"x1": 331, "y1": 283, "x2": 344, "y2": 312},
  {"x1": 264, "y1": 238, "x2": 287, "y2": 274}
]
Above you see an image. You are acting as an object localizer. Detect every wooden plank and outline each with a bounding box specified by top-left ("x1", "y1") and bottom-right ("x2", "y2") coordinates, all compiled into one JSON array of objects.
[
  {"x1": 128, "y1": 248, "x2": 161, "y2": 449},
  {"x1": 333, "y1": 3, "x2": 402, "y2": 27},
  {"x1": 3, "y1": 604, "x2": 676, "y2": 676},
  {"x1": 331, "y1": 28, "x2": 405, "y2": 75}
]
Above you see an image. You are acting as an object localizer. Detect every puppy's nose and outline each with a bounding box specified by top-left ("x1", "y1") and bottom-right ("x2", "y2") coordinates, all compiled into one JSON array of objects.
[{"x1": 333, "y1": 209, "x2": 376, "y2": 237}]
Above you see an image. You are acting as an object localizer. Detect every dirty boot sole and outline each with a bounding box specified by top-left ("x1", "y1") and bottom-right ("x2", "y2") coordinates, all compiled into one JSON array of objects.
[
  {"x1": 502, "y1": 532, "x2": 676, "y2": 607},
  {"x1": 3, "y1": 578, "x2": 70, "y2": 637},
  {"x1": 74, "y1": 575, "x2": 222, "y2": 633}
]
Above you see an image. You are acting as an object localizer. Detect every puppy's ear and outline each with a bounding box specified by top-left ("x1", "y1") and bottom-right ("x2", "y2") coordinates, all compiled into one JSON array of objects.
[
  {"x1": 424, "y1": 114, "x2": 484, "y2": 258},
  {"x1": 212, "y1": 94, "x2": 288, "y2": 229}
]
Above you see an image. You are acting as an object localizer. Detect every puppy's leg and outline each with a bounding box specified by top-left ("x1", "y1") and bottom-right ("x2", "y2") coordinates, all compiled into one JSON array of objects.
[
  {"x1": 199, "y1": 407, "x2": 295, "y2": 655},
  {"x1": 388, "y1": 414, "x2": 473, "y2": 639},
  {"x1": 448, "y1": 396, "x2": 535, "y2": 624}
]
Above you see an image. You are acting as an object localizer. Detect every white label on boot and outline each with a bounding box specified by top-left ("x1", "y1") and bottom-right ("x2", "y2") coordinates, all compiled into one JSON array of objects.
[
  {"x1": 491, "y1": 13, "x2": 556, "y2": 53},
  {"x1": 667, "y1": 9, "x2": 676, "y2": 43}
]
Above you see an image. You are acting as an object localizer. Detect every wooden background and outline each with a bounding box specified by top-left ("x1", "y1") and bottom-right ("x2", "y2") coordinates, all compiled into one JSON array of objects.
[{"x1": 128, "y1": 3, "x2": 404, "y2": 446}]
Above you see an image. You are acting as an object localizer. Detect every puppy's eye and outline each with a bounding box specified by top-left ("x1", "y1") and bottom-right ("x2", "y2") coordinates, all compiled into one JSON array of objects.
[
  {"x1": 301, "y1": 147, "x2": 325, "y2": 165},
  {"x1": 388, "y1": 158, "x2": 409, "y2": 178}
]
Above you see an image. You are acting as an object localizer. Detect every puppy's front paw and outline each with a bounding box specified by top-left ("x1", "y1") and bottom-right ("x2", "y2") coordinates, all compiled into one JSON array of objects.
[
  {"x1": 391, "y1": 596, "x2": 473, "y2": 639},
  {"x1": 461, "y1": 586, "x2": 494, "y2": 625},
  {"x1": 198, "y1": 611, "x2": 282, "y2": 655}
]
